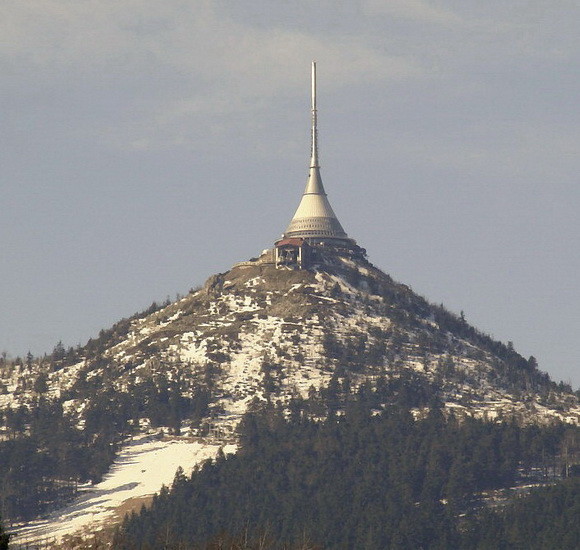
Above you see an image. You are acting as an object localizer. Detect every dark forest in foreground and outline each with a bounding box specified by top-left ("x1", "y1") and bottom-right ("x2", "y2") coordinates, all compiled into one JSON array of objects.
[{"x1": 113, "y1": 379, "x2": 580, "y2": 549}]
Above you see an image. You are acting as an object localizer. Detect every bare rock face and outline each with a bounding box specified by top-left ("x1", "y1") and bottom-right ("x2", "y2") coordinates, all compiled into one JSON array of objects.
[
  {"x1": 202, "y1": 273, "x2": 224, "y2": 297},
  {"x1": 2, "y1": 252, "x2": 579, "y2": 438}
]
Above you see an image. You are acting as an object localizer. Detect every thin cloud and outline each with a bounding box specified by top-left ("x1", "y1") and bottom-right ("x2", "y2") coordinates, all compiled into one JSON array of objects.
[
  {"x1": 1, "y1": 0, "x2": 423, "y2": 154},
  {"x1": 363, "y1": 0, "x2": 462, "y2": 25},
  {"x1": 1, "y1": 1, "x2": 421, "y2": 80}
]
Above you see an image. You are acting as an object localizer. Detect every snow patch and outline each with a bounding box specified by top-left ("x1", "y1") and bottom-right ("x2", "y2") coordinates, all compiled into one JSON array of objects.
[{"x1": 15, "y1": 434, "x2": 236, "y2": 545}]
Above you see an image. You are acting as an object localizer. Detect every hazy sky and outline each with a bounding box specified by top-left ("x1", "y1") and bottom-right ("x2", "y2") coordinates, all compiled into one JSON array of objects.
[{"x1": 2, "y1": 1, "x2": 579, "y2": 387}]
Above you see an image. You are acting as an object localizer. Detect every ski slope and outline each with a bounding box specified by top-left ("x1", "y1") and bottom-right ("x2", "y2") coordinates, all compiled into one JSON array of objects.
[{"x1": 14, "y1": 434, "x2": 236, "y2": 546}]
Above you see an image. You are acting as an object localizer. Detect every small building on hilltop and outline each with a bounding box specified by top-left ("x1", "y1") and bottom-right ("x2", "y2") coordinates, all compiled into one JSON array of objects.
[{"x1": 275, "y1": 238, "x2": 310, "y2": 269}]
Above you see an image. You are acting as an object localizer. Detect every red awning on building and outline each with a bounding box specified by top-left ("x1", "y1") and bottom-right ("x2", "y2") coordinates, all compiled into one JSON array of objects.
[{"x1": 275, "y1": 238, "x2": 305, "y2": 247}]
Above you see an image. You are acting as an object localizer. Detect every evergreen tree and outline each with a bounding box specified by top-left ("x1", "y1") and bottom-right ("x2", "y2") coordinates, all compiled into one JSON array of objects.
[{"x1": 0, "y1": 514, "x2": 11, "y2": 549}]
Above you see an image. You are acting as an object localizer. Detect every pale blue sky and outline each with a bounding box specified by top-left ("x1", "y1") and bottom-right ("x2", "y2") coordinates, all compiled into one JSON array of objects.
[{"x1": 2, "y1": 1, "x2": 579, "y2": 386}]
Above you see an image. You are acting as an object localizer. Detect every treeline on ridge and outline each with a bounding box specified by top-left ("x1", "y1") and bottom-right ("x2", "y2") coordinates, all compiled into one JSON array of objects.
[{"x1": 113, "y1": 379, "x2": 580, "y2": 549}]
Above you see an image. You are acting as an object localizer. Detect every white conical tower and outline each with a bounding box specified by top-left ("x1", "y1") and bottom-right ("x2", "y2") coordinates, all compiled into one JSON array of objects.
[{"x1": 282, "y1": 62, "x2": 353, "y2": 244}]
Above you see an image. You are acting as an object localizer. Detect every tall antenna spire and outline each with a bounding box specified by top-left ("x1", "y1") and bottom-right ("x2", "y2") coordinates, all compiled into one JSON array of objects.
[
  {"x1": 280, "y1": 62, "x2": 353, "y2": 245},
  {"x1": 311, "y1": 60, "x2": 318, "y2": 167}
]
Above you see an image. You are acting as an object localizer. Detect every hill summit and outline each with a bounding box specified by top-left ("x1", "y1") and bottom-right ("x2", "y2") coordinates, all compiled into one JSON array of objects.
[{"x1": 59, "y1": 250, "x2": 580, "y2": 431}]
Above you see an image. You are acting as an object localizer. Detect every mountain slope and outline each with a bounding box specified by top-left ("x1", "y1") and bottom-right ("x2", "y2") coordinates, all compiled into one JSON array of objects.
[
  {"x1": 61, "y1": 253, "x2": 580, "y2": 423},
  {"x1": 3, "y1": 251, "x2": 579, "y2": 434},
  {"x1": 111, "y1": 395, "x2": 580, "y2": 550},
  {"x1": 2, "y1": 250, "x2": 579, "y2": 541}
]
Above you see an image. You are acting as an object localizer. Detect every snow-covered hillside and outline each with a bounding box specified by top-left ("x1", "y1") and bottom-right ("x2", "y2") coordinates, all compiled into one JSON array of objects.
[
  {"x1": 2, "y1": 250, "x2": 579, "y2": 541},
  {"x1": 11, "y1": 252, "x2": 573, "y2": 428}
]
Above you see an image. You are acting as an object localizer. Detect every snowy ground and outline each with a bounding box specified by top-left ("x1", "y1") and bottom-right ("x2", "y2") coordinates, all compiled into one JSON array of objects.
[{"x1": 13, "y1": 434, "x2": 236, "y2": 546}]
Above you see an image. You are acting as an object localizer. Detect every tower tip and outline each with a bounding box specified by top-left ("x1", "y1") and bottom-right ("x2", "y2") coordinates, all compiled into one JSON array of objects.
[{"x1": 311, "y1": 61, "x2": 318, "y2": 166}]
